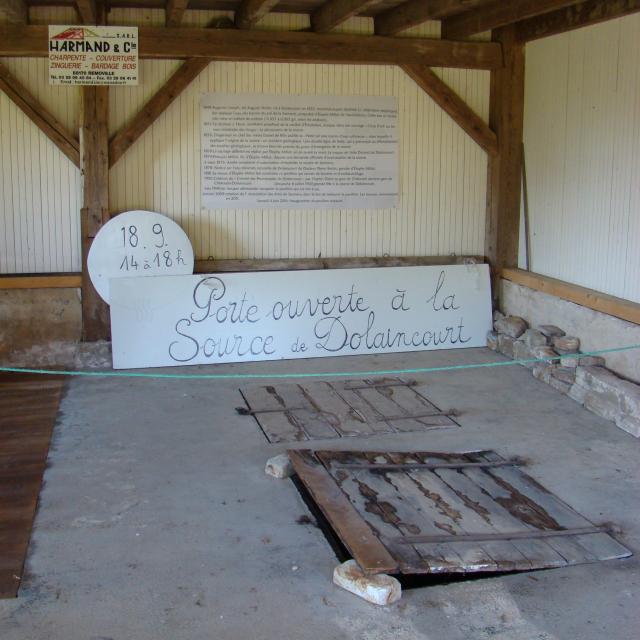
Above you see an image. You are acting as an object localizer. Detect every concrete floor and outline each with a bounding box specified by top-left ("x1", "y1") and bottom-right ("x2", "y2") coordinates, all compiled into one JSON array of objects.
[{"x1": 1, "y1": 347, "x2": 639, "y2": 640}]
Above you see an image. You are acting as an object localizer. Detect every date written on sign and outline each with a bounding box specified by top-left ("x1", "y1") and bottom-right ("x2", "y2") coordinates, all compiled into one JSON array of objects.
[{"x1": 88, "y1": 210, "x2": 195, "y2": 304}]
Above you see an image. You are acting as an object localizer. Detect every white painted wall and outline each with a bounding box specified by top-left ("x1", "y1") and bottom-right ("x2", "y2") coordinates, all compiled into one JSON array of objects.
[
  {"x1": 521, "y1": 14, "x2": 640, "y2": 304},
  {"x1": 0, "y1": 9, "x2": 490, "y2": 274}
]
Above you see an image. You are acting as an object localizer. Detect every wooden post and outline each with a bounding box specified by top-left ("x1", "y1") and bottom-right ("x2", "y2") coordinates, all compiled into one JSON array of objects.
[
  {"x1": 80, "y1": 86, "x2": 110, "y2": 341},
  {"x1": 485, "y1": 26, "x2": 525, "y2": 298}
]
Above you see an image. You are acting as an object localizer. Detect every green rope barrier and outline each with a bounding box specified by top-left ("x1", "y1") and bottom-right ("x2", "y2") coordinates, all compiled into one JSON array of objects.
[{"x1": 0, "y1": 344, "x2": 638, "y2": 381}]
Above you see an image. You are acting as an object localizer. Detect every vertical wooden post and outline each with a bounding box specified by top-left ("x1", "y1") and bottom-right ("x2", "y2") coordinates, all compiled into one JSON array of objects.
[
  {"x1": 485, "y1": 26, "x2": 525, "y2": 298},
  {"x1": 80, "y1": 85, "x2": 110, "y2": 341}
]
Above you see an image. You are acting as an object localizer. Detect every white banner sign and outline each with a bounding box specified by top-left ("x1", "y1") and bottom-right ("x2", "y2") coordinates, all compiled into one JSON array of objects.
[
  {"x1": 110, "y1": 265, "x2": 491, "y2": 370},
  {"x1": 48, "y1": 25, "x2": 138, "y2": 86},
  {"x1": 201, "y1": 93, "x2": 398, "y2": 209}
]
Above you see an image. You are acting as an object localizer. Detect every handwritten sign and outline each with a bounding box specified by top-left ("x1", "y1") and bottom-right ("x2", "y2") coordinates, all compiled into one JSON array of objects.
[
  {"x1": 88, "y1": 210, "x2": 194, "y2": 304},
  {"x1": 48, "y1": 25, "x2": 138, "y2": 86},
  {"x1": 109, "y1": 265, "x2": 492, "y2": 370},
  {"x1": 201, "y1": 93, "x2": 398, "y2": 209}
]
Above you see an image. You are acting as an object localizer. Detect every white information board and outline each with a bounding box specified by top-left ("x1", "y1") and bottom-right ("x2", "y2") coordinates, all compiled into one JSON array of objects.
[
  {"x1": 88, "y1": 210, "x2": 194, "y2": 304},
  {"x1": 48, "y1": 25, "x2": 138, "y2": 86},
  {"x1": 201, "y1": 93, "x2": 398, "y2": 209},
  {"x1": 110, "y1": 264, "x2": 492, "y2": 370}
]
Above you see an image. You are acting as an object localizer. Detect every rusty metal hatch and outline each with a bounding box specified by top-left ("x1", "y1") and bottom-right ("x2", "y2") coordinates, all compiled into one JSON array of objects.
[
  {"x1": 289, "y1": 449, "x2": 632, "y2": 575},
  {"x1": 239, "y1": 377, "x2": 459, "y2": 443}
]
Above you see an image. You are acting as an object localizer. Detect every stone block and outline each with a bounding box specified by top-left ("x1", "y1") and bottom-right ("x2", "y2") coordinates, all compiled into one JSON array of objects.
[
  {"x1": 494, "y1": 315, "x2": 528, "y2": 339},
  {"x1": 487, "y1": 330, "x2": 499, "y2": 351},
  {"x1": 538, "y1": 324, "x2": 565, "y2": 339},
  {"x1": 265, "y1": 453, "x2": 293, "y2": 479},
  {"x1": 568, "y1": 384, "x2": 587, "y2": 405},
  {"x1": 522, "y1": 329, "x2": 549, "y2": 348},
  {"x1": 493, "y1": 310, "x2": 505, "y2": 325},
  {"x1": 513, "y1": 340, "x2": 535, "y2": 368},
  {"x1": 551, "y1": 367, "x2": 576, "y2": 385},
  {"x1": 560, "y1": 355, "x2": 580, "y2": 368},
  {"x1": 553, "y1": 335, "x2": 580, "y2": 352},
  {"x1": 578, "y1": 355, "x2": 606, "y2": 367},
  {"x1": 583, "y1": 390, "x2": 620, "y2": 422},
  {"x1": 498, "y1": 334, "x2": 516, "y2": 358},
  {"x1": 549, "y1": 376, "x2": 571, "y2": 395},
  {"x1": 333, "y1": 560, "x2": 401, "y2": 606},
  {"x1": 615, "y1": 414, "x2": 640, "y2": 438},
  {"x1": 575, "y1": 366, "x2": 640, "y2": 418},
  {"x1": 531, "y1": 345, "x2": 560, "y2": 364},
  {"x1": 532, "y1": 362, "x2": 553, "y2": 384}
]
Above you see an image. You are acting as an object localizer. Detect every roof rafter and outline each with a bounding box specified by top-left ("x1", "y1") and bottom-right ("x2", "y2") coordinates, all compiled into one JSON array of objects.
[
  {"x1": 515, "y1": 0, "x2": 640, "y2": 42},
  {"x1": 166, "y1": 0, "x2": 190, "y2": 27},
  {"x1": 441, "y1": 0, "x2": 584, "y2": 40},
  {"x1": 375, "y1": 0, "x2": 487, "y2": 37},
  {"x1": 312, "y1": 0, "x2": 381, "y2": 33},
  {"x1": 235, "y1": 0, "x2": 280, "y2": 29},
  {"x1": 75, "y1": 0, "x2": 97, "y2": 23}
]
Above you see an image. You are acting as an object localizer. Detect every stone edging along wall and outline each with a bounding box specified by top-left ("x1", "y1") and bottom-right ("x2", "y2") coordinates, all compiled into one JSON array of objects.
[{"x1": 488, "y1": 312, "x2": 640, "y2": 438}]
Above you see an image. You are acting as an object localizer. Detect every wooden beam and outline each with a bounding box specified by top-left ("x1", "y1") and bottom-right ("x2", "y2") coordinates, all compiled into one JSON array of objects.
[
  {"x1": 516, "y1": 0, "x2": 640, "y2": 42},
  {"x1": 502, "y1": 268, "x2": 640, "y2": 326},
  {"x1": 194, "y1": 255, "x2": 484, "y2": 273},
  {"x1": 80, "y1": 86, "x2": 110, "y2": 341},
  {"x1": 375, "y1": 0, "x2": 486, "y2": 36},
  {"x1": 235, "y1": 0, "x2": 280, "y2": 29},
  {"x1": 0, "y1": 0, "x2": 27, "y2": 23},
  {"x1": 312, "y1": 0, "x2": 380, "y2": 33},
  {"x1": 0, "y1": 61, "x2": 80, "y2": 167},
  {"x1": 401, "y1": 64, "x2": 497, "y2": 156},
  {"x1": 166, "y1": 0, "x2": 190, "y2": 27},
  {"x1": 109, "y1": 57, "x2": 209, "y2": 167},
  {"x1": 485, "y1": 26, "x2": 525, "y2": 290},
  {"x1": 75, "y1": 0, "x2": 97, "y2": 23},
  {"x1": 442, "y1": 0, "x2": 583, "y2": 40},
  {"x1": 0, "y1": 25, "x2": 504, "y2": 70},
  {"x1": 0, "y1": 274, "x2": 82, "y2": 289}
]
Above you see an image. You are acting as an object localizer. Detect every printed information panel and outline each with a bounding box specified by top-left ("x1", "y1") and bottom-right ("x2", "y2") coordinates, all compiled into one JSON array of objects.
[
  {"x1": 88, "y1": 210, "x2": 194, "y2": 304},
  {"x1": 110, "y1": 264, "x2": 492, "y2": 370},
  {"x1": 48, "y1": 25, "x2": 138, "y2": 86},
  {"x1": 201, "y1": 93, "x2": 398, "y2": 209}
]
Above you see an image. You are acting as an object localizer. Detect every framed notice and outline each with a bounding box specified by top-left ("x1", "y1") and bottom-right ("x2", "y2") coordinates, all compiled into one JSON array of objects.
[
  {"x1": 48, "y1": 25, "x2": 138, "y2": 86},
  {"x1": 201, "y1": 93, "x2": 399, "y2": 210}
]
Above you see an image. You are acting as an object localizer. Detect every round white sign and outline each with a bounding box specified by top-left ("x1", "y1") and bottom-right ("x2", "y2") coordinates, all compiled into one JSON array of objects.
[{"x1": 88, "y1": 210, "x2": 194, "y2": 304}]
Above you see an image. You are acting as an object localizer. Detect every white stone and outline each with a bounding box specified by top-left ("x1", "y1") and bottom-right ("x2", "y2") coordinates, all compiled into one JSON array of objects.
[
  {"x1": 495, "y1": 315, "x2": 528, "y2": 339},
  {"x1": 568, "y1": 383, "x2": 588, "y2": 405},
  {"x1": 487, "y1": 330, "x2": 499, "y2": 351},
  {"x1": 333, "y1": 560, "x2": 401, "y2": 606},
  {"x1": 265, "y1": 453, "x2": 293, "y2": 479},
  {"x1": 615, "y1": 414, "x2": 640, "y2": 438}
]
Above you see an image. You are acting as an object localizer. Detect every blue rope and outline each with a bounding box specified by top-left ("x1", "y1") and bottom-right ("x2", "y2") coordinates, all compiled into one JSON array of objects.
[{"x1": 0, "y1": 344, "x2": 638, "y2": 381}]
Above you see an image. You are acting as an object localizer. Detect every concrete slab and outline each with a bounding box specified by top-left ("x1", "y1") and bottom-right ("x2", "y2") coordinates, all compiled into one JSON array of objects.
[{"x1": 1, "y1": 347, "x2": 639, "y2": 639}]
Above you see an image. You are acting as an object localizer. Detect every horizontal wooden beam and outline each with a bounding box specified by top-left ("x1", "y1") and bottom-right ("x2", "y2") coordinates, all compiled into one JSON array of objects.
[
  {"x1": 516, "y1": 0, "x2": 640, "y2": 42},
  {"x1": 0, "y1": 25, "x2": 504, "y2": 69},
  {"x1": 401, "y1": 64, "x2": 498, "y2": 156},
  {"x1": 375, "y1": 0, "x2": 486, "y2": 36},
  {"x1": 194, "y1": 255, "x2": 484, "y2": 273},
  {"x1": 1, "y1": 0, "x2": 28, "y2": 23},
  {"x1": 109, "y1": 57, "x2": 210, "y2": 167},
  {"x1": 442, "y1": 0, "x2": 583, "y2": 40},
  {"x1": 312, "y1": 0, "x2": 380, "y2": 33},
  {"x1": 502, "y1": 268, "x2": 640, "y2": 326},
  {"x1": 235, "y1": 0, "x2": 280, "y2": 29},
  {"x1": 0, "y1": 274, "x2": 82, "y2": 289},
  {"x1": 0, "y1": 61, "x2": 80, "y2": 167}
]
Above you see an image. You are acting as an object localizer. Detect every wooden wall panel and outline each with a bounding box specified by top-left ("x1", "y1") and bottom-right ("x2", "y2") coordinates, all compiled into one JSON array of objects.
[
  {"x1": 1, "y1": 11, "x2": 490, "y2": 273},
  {"x1": 521, "y1": 14, "x2": 640, "y2": 303}
]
